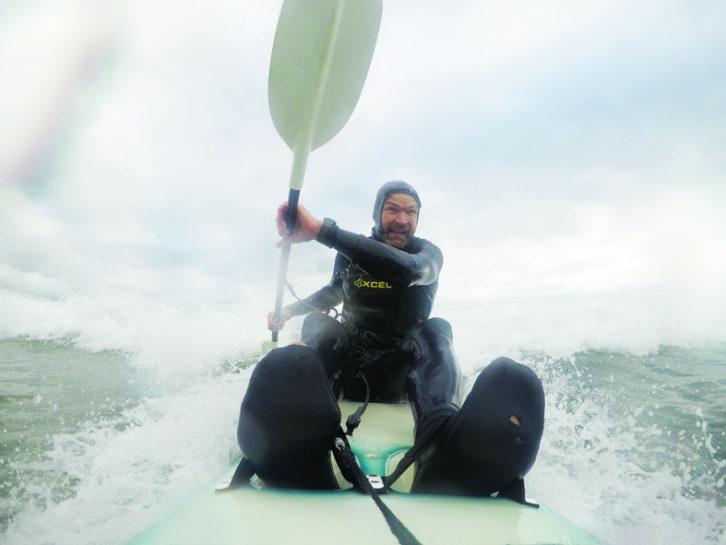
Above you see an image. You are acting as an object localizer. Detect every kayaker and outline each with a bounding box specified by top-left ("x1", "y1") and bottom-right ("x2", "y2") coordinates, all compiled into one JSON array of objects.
[{"x1": 237, "y1": 181, "x2": 545, "y2": 500}]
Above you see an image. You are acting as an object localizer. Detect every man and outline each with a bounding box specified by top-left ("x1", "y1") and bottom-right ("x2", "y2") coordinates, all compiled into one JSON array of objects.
[
  {"x1": 237, "y1": 181, "x2": 544, "y2": 500},
  {"x1": 268, "y1": 181, "x2": 459, "y2": 407}
]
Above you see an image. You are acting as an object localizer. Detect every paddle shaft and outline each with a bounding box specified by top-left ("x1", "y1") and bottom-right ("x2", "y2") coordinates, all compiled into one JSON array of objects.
[
  {"x1": 266, "y1": 0, "x2": 381, "y2": 346},
  {"x1": 271, "y1": 187, "x2": 300, "y2": 343}
]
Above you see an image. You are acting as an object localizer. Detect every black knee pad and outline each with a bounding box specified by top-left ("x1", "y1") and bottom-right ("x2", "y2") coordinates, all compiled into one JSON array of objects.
[
  {"x1": 457, "y1": 358, "x2": 544, "y2": 477},
  {"x1": 237, "y1": 344, "x2": 341, "y2": 489},
  {"x1": 412, "y1": 357, "x2": 544, "y2": 497}
]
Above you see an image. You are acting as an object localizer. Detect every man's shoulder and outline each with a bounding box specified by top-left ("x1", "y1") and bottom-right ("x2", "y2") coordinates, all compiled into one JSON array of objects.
[{"x1": 408, "y1": 236, "x2": 442, "y2": 256}]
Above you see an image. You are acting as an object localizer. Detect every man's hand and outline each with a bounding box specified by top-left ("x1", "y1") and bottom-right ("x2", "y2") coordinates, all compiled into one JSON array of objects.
[
  {"x1": 267, "y1": 307, "x2": 292, "y2": 332},
  {"x1": 276, "y1": 202, "x2": 323, "y2": 247}
]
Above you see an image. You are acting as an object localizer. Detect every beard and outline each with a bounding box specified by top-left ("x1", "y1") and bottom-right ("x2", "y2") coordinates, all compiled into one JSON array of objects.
[{"x1": 384, "y1": 228, "x2": 412, "y2": 248}]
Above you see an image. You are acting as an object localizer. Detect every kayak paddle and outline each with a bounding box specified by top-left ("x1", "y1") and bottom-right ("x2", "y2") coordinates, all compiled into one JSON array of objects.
[{"x1": 265, "y1": 0, "x2": 382, "y2": 352}]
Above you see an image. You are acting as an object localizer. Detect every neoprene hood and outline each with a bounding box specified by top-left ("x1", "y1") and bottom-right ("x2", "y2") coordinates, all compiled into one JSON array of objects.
[{"x1": 372, "y1": 180, "x2": 421, "y2": 238}]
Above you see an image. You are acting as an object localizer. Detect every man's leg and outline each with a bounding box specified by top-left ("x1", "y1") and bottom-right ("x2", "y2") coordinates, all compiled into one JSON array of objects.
[
  {"x1": 300, "y1": 313, "x2": 349, "y2": 396},
  {"x1": 237, "y1": 344, "x2": 341, "y2": 489},
  {"x1": 402, "y1": 317, "x2": 463, "y2": 426},
  {"x1": 411, "y1": 357, "x2": 545, "y2": 497}
]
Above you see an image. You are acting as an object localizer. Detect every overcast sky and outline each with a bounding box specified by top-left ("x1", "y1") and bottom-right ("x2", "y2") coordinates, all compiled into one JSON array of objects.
[{"x1": 1, "y1": 0, "x2": 725, "y2": 348}]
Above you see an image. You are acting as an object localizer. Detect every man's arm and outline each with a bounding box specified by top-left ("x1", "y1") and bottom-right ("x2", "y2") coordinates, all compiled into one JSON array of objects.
[
  {"x1": 286, "y1": 280, "x2": 343, "y2": 317},
  {"x1": 318, "y1": 223, "x2": 442, "y2": 287},
  {"x1": 274, "y1": 201, "x2": 442, "y2": 286},
  {"x1": 267, "y1": 252, "x2": 344, "y2": 332}
]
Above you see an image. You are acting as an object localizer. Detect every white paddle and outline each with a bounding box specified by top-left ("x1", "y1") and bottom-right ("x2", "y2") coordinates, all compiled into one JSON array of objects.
[{"x1": 265, "y1": 0, "x2": 382, "y2": 352}]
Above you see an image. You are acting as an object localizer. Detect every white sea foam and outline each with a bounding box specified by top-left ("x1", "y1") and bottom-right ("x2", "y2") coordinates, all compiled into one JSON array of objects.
[{"x1": 2, "y1": 356, "x2": 250, "y2": 545}]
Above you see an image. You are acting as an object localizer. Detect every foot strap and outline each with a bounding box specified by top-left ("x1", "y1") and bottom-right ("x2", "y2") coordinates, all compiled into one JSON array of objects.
[{"x1": 332, "y1": 428, "x2": 422, "y2": 545}]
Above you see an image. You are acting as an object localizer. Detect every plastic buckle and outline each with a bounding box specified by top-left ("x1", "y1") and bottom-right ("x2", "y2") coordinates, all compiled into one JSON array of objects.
[{"x1": 366, "y1": 474, "x2": 385, "y2": 490}]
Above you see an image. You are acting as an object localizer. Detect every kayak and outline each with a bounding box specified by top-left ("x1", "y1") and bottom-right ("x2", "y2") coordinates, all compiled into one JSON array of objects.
[{"x1": 124, "y1": 401, "x2": 607, "y2": 545}]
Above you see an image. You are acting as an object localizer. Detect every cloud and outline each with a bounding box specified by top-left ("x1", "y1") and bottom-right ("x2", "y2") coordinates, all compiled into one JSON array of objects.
[{"x1": 1, "y1": 0, "x2": 724, "y2": 319}]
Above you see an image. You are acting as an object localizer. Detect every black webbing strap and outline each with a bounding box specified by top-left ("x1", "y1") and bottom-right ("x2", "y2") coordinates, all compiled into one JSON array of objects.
[
  {"x1": 383, "y1": 405, "x2": 454, "y2": 491},
  {"x1": 345, "y1": 373, "x2": 370, "y2": 436},
  {"x1": 332, "y1": 428, "x2": 423, "y2": 545}
]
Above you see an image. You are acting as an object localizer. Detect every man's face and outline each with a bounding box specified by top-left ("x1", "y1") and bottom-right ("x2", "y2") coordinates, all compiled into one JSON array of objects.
[{"x1": 380, "y1": 193, "x2": 419, "y2": 248}]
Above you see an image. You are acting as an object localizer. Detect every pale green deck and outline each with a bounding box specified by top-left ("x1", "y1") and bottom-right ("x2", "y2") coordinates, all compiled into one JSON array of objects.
[{"x1": 125, "y1": 402, "x2": 606, "y2": 545}]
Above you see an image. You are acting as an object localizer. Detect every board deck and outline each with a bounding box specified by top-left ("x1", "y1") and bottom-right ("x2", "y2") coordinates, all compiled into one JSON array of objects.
[{"x1": 124, "y1": 402, "x2": 607, "y2": 545}]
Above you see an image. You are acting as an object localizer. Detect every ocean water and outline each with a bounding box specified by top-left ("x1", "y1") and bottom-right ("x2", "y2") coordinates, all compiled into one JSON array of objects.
[
  {"x1": 2, "y1": 1, "x2": 725, "y2": 544},
  {"x1": 1, "y1": 291, "x2": 724, "y2": 545}
]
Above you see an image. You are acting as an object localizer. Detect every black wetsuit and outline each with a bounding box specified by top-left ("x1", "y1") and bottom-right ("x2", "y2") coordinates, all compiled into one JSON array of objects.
[
  {"x1": 287, "y1": 231, "x2": 441, "y2": 342},
  {"x1": 285, "y1": 226, "x2": 454, "y2": 404}
]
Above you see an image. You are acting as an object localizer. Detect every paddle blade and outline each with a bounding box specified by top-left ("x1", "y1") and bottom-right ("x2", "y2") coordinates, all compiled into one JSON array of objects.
[{"x1": 269, "y1": 0, "x2": 382, "y2": 165}]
